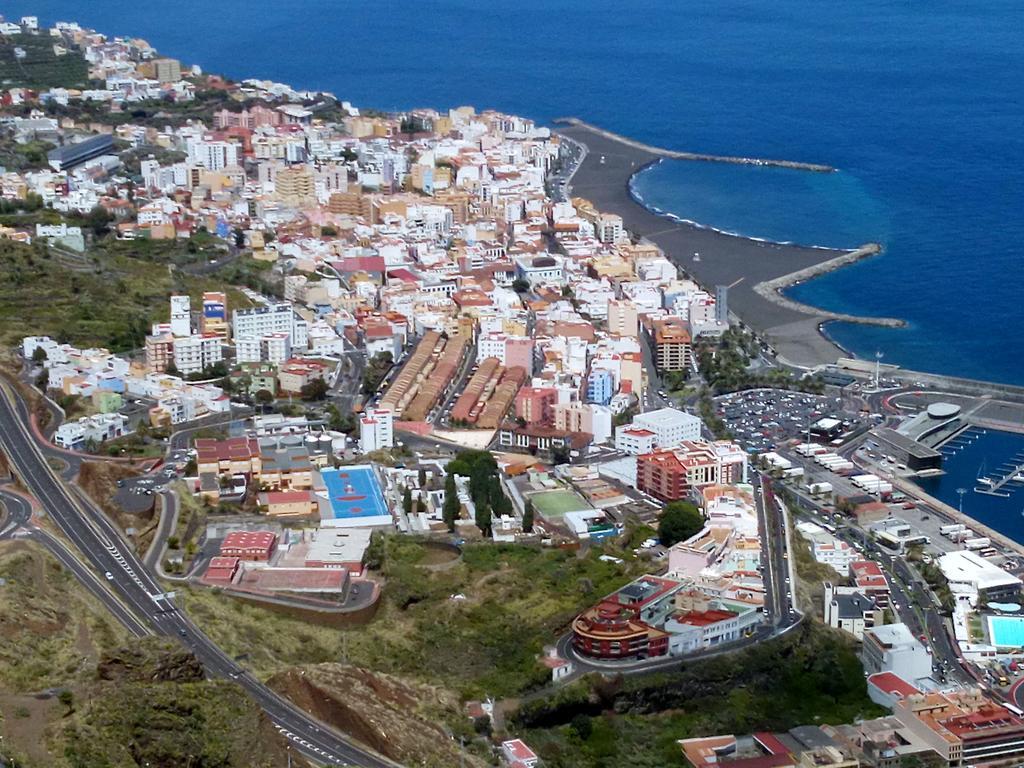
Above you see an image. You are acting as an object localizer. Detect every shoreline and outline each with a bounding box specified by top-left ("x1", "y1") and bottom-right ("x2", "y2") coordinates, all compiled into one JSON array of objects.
[
  {"x1": 554, "y1": 121, "x2": 903, "y2": 368},
  {"x1": 628, "y1": 159, "x2": 840, "y2": 252}
]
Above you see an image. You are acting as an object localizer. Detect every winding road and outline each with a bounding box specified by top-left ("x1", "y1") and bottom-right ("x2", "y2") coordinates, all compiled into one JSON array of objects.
[{"x1": 0, "y1": 379, "x2": 400, "y2": 768}]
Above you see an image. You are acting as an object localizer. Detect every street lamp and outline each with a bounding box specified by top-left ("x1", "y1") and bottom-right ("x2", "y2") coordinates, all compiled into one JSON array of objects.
[{"x1": 957, "y1": 487, "x2": 966, "y2": 515}]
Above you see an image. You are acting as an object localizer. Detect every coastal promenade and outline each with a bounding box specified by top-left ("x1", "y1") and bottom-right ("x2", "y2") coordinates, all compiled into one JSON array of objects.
[{"x1": 555, "y1": 121, "x2": 899, "y2": 368}]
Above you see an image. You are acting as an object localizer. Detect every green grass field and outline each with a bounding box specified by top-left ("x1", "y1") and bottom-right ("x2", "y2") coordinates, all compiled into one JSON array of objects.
[
  {"x1": 529, "y1": 489, "x2": 591, "y2": 519},
  {"x1": 0, "y1": 239, "x2": 253, "y2": 354},
  {"x1": 0, "y1": 33, "x2": 90, "y2": 89}
]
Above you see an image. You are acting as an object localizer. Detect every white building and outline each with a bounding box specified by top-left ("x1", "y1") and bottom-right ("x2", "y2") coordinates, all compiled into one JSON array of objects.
[
  {"x1": 236, "y1": 332, "x2": 292, "y2": 365},
  {"x1": 232, "y1": 303, "x2": 308, "y2": 349},
  {"x1": 170, "y1": 295, "x2": 191, "y2": 337},
  {"x1": 665, "y1": 600, "x2": 762, "y2": 655},
  {"x1": 614, "y1": 426, "x2": 657, "y2": 456},
  {"x1": 187, "y1": 138, "x2": 239, "y2": 171},
  {"x1": 632, "y1": 407, "x2": 703, "y2": 449},
  {"x1": 172, "y1": 334, "x2": 223, "y2": 376},
  {"x1": 796, "y1": 521, "x2": 859, "y2": 577},
  {"x1": 359, "y1": 408, "x2": 394, "y2": 453},
  {"x1": 53, "y1": 413, "x2": 129, "y2": 450},
  {"x1": 823, "y1": 583, "x2": 882, "y2": 640},
  {"x1": 938, "y1": 550, "x2": 1022, "y2": 607},
  {"x1": 514, "y1": 254, "x2": 564, "y2": 286},
  {"x1": 861, "y1": 623, "x2": 933, "y2": 683}
]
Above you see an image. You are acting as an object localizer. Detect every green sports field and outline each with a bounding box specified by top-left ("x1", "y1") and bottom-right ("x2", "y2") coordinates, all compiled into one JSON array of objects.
[{"x1": 529, "y1": 489, "x2": 591, "y2": 518}]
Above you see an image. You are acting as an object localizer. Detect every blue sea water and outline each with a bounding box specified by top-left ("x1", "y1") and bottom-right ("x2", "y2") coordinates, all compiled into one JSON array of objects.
[
  {"x1": 5, "y1": 0, "x2": 1024, "y2": 383},
  {"x1": 918, "y1": 429, "x2": 1024, "y2": 544}
]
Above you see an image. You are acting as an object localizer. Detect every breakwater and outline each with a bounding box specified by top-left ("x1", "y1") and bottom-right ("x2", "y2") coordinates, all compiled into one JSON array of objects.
[
  {"x1": 752, "y1": 243, "x2": 906, "y2": 328},
  {"x1": 553, "y1": 117, "x2": 836, "y2": 173}
]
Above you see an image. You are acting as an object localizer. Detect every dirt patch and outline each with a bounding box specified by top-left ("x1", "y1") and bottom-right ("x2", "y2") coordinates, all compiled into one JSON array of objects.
[
  {"x1": 418, "y1": 540, "x2": 460, "y2": 567},
  {"x1": 77, "y1": 461, "x2": 149, "y2": 549},
  {"x1": 0, "y1": 693, "x2": 59, "y2": 765},
  {"x1": 0, "y1": 539, "x2": 129, "y2": 693},
  {"x1": 269, "y1": 664, "x2": 487, "y2": 768}
]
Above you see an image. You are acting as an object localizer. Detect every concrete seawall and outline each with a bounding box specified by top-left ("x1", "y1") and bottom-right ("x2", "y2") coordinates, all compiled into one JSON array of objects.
[
  {"x1": 753, "y1": 244, "x2": 906, "y2": 328},
  {"x1": 553, "y1": 117, "x2": 836, "y2": 173}
]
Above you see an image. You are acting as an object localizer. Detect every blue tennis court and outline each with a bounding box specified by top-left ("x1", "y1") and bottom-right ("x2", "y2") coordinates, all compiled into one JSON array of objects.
[
  {"x1": 320, "y1": 466, "x2": 390, "y2": 526},
  {"x1": 988, "y1": 616, "x2": 1024, "y2": 648}
]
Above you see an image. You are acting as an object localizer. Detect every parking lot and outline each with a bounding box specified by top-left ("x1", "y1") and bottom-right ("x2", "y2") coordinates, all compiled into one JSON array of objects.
[{"x1": 714, "y1": 389, "x2": 863, "y2": 453}]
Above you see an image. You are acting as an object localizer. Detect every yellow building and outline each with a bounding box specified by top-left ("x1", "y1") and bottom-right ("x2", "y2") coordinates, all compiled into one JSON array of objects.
[
  {"x1": 275, "y1": 165, "x2": 316, "y2": 207},
  {"x1": 607, "y1": 299, "x2": 639, "y2": 337}
]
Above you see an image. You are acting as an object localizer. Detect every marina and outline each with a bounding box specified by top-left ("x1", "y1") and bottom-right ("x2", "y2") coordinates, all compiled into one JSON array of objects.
[{"x1": 917, "y1": 429, "x2": 1024, "y2": 544}]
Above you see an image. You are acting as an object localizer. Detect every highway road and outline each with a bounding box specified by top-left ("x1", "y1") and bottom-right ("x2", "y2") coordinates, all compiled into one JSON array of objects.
[{"x1": 0, "y1": 380, "x2": 400, "y2": 768}]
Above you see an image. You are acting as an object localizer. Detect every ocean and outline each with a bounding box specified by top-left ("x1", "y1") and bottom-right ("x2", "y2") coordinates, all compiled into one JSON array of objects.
[
  {"x1": 6, "y1": 0, "x2": 1024, "y2": 383},
  {"x1": 918, "y1": 428, "x2": 1024, "y2": 544}
]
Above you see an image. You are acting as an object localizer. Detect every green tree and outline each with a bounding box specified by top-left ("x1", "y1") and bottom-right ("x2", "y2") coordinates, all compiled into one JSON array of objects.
[
  {"x1": 475, "y1": 502, "x2": 492, "y2": 537},
  {"x1": 658, "y1": 500, "x2": 705, "y2": 547},
  {"x1": 522, "y1": 498, "x2": 535, "y2": 533},
  {"x1": 361, "y1": 352, "x2": 394, "y2": 395},
  {"x1": 418, "y1": 466, "x2": 427, "y2": 488},
  {"x1": 31, "y1": 345, "x2": 47, "y2": 364},
  {"x1": 488, "y1": 475, "x2": 513, "y2": 517},
  {"x1": 255, "y1": 389, "x2": 274, "y2": 405},
  {"x1": 299, "y1": 377, "x2": 329, "y2": 401},
  {"x1": 443, "y1": 472, "x2": 460, "y2": 531},
  {"x1": 402, "y1": 486, "x2": 413, "y2": 516},
  {"x1": 57, "y1": 689, "x2": 74, "y2": 715},
  {"x1": 85, "y1": 205, "x2": 113, "y2": 236},
  {"x1": 511, "y1": 277, "x2": 530, "y2": 293}
]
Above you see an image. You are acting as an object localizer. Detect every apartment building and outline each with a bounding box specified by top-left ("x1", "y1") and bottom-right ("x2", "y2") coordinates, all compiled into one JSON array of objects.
[
  {"x1": 236, "y1": 332, "x2": 292, "y2": 365},
  {"x1": 631, "y1": 407, "x2": 703, "y2": 449},
  {"x1": 636, "y1": 440, "x2": 747, "y2": 502},
  {"x1": 893, "y1": 689, "x2": 1024, "y2": 767},
  {"x1": 649, "y1": 316, "x2": 692, "y2": 372},
  {"x1": 515, "y1": 386, "x2": 558, "y2": 426},
  {"x1": 586, "y1": 368, "x2": 615, "y2": 405},
  {"x1": 200, "y1": 292, "x2": 229, "y2": 338},
  {"x1": 359, "y1": 408, "x2": 394, "y2": 452},
  {"x1": 145, "y1": 332, "x2": 174, "y2": 372},
  {"x1": 232, "y1": 303, "x2": 308, "y2": 349},
  {"x1": 172, "y1": 334, "x2": 223, "y2": 376},
  {"x1": 170, "y1": 294, "x2": 191, "y2": 337},
  {"x1": 615, "y1": 426, "x2": 657, "y2": 456},
  {"x1": 607, "y1": 298, "x2": 639, "y2": 337},
  {"x1": 861, "y1": 624, "x2": 932, "y2": 682}
]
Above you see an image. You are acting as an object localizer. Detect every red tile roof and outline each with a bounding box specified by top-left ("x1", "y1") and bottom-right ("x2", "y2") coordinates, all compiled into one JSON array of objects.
[
  {"x1": 867, "y1": 672, "x2": 921, "y2": 699},
  {"x1": 753, "y1": 732, "x2": 792, "y2": 757},
  {"x1": 266, "y1": 491, "x2": 312, "y2": 504},
  {"x1": 221, "y1": 530, "x2": 276, "y2": 552}
]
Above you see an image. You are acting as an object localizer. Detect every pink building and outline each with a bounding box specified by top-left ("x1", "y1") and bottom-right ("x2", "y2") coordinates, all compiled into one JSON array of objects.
[
  {"x1": 515, "y1": 386, "x2": 557, "y2": 426},
  {"x1": 505, "y1": 337, "x2": 534, "y2": 375}
]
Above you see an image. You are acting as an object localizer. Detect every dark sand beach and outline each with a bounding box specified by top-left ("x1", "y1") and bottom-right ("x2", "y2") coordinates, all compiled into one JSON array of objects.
[{"x1": 555, "y1": 122, "x2": 899, "y2": 368}]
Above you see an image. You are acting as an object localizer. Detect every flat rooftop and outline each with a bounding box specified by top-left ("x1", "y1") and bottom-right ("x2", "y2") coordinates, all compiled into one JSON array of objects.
[{"x1": 870, "y1": 427, "x2": 942, "y2": 461}]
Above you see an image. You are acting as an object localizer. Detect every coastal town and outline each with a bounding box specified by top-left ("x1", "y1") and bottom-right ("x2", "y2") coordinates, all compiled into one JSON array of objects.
[{"x1": 4, "y1": 13, "x2": 1024, "y2": 768}]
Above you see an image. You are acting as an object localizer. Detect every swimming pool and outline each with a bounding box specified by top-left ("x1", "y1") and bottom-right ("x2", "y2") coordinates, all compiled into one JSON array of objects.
[{"x1": 988, "y1": 616, "x2": 1024, "y2": 648}]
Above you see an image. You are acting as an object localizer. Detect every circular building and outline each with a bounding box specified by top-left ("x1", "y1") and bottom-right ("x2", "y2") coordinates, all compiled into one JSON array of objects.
[{"x1": 927, "y1": 402, "x2": 961, "y2": 419}]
